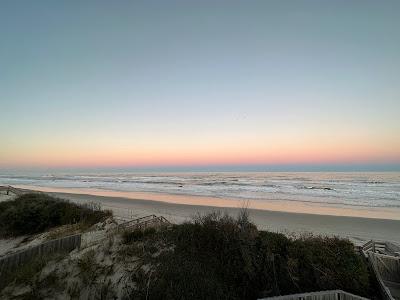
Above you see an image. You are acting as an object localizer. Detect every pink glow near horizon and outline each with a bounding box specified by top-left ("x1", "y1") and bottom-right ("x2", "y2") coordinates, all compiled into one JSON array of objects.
[{"x1": 1, "y1": 138, "x2": 399, "y2": 168}]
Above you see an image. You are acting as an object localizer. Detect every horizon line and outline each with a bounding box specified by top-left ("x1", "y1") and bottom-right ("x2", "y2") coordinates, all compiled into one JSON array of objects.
[{"x1": 1, "y1": 162, "x2": 400, "y2": 173}]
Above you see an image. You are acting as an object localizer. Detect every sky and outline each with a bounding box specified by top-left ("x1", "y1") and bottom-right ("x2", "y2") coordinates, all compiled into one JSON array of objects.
[{"x1": 0, "y1": 1, "x2": 399, "y2": 171}]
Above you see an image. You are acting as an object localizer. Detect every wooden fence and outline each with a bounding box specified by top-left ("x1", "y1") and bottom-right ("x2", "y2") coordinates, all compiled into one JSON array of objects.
[
  {"x1": 258, "y1": 290, "x2": 368, "y2": 300},
  {"x1": 117, "y1": 214, "x2": 171, "y2": 232},
  {"x1": 362, "y1": 240, "x2": 400, "y2": 257},
  {"x1": 368, "y1": 252, "x2": 400, "y2": 300},
  {"x1": 0, "y1": 234, "x2": 81, "y2": 277},
  {"x1": 80, "y1": 215, "x2": 172, "y2": 249},
  {"x1": 80, "y1": 230, "x2": 108, "y2": 249}
]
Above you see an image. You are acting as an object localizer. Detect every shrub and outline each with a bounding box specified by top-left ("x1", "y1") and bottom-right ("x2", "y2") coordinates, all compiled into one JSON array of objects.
[
  {"x1": 286, "y1": 236, "x2": 369, "y2": 295},
  {"x1": 127, "y1": 211, "x2": 371, "y2": 300},
  {"x1": 122, "y1": 227, "x2": 157, "y2": 244},
  {"x1": 77, "y1": 250, "x2": 99, "y2": 284},
  {"x1": 147, "y1": 212, "x2": 266, "y2": 300},
  {"x1": 0, "y1": 193, "x2": 111, "y2": 237}
]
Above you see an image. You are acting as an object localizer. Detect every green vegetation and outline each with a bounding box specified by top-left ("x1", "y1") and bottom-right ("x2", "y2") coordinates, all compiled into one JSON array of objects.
[
  {"x1": 0, "y1": 252, "x2": 66, "y2": 293},
  {"x1": 77, "y1": 249, "x2": 100, "y2": 285},
  {"x1": 0, "y1": 193, "x2": 111, "y2": 237},
  {"x1": 125, "y1": 212, "x2": 372, "y2": 299},
  {"x1": 0, "y1": 202, "x2": 374, "y2": 299},
  {"x1": 122, "y1": 227, "x2": 157, "y2": 244}
]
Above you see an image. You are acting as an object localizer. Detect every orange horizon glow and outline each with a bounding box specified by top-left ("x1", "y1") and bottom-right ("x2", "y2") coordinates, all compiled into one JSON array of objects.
[{"x1": 1, "y1": 136, "x2": 399, "y2": 168}]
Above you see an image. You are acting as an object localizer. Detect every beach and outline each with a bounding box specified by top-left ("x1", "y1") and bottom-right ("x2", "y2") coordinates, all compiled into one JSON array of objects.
[
  {"x1": 4, "y1": 186, "x2": 397, "y2": 246},
  {"x1": 3, "y1": 172, "x2": 399, "y2": 220},
  {"x1": 2, "y1": 180, "x2": 400, "y2": 246},
  {"x1": 2, "y1": 187, "x2": 384, "y2": 299}
]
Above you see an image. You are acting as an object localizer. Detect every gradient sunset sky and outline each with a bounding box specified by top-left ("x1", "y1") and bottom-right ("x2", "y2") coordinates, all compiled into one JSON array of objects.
[{"x1": 1, "y1": 1, "x2": 399, "y2": 170}]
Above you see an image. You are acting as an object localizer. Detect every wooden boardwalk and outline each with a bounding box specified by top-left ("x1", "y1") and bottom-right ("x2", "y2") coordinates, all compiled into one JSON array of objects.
[
  {"x1": 258, "y1": 290, "x2": 368, "y2": 300},
  {"x1": 362, "y1": 240, "x2": 400, "y2": 257},
  {"x1": 117, "y1": 214, "x2": 171, "y2": 232},
  {"x1": 81, "y1": 214, "x2": 172, "y2": 248},
  {"x1": 368, "y1": 252, "x2": 400, "y2": 300},
  {"x1": 362, "y1": 240, "x2": 400, "y2": 300}
]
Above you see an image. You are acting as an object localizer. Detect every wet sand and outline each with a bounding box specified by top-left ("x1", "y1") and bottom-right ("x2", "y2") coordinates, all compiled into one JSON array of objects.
[{"x1": 13, "y1": 184, "x2": 400, "y2": 220}]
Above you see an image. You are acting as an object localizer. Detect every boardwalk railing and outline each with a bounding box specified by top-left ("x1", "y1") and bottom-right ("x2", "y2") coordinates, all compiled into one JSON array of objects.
[
  {"x1": 80, "y1": 215, "x2": 172, "y2": 249},
  {"x1": 117, "y1": 214, "x2": 171, "y2": 232},
  {"x1": 118, "y1": 215, "x2": 158, "y2": 230},
  {"x1": 0, "y1": 234, "x2": 81, "y2": 279},
  {"x1": 362, "y1": 240, "x2": 400, "y2": 257},
  {"x1": 258, "y1": 290, "x2": 368, "y2": 300},
  {"x1": 368, "y1": 252, "x2": 400, "y2": 300}
]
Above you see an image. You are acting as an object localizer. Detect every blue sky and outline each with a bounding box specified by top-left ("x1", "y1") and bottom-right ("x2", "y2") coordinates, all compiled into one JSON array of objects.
[{"x1": 0, "y1": 1, "x2": 399, "y2": 170}]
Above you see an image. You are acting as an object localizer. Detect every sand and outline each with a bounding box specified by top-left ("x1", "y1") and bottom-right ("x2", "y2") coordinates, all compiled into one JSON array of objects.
[
  {"x1": 13, "y1": 185, "x2": 400, "y2": 220},
  {"x1": 44, "y1": 191, "x2": 400, "y2": 246},
  {"x1": 0, "y1": 190, "x2": 17, "y2": 202},
  {"x1": 2, "y1": 185, "x2": 398, "y2": 298},
  {"x1": 2, "y1": 185, "x2": 400, "y2": 246}
]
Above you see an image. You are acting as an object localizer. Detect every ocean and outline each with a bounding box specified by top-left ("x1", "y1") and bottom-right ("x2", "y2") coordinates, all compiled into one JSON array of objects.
[{"x1": 1, "y1": 172, "x2": 399, "y2": 210}]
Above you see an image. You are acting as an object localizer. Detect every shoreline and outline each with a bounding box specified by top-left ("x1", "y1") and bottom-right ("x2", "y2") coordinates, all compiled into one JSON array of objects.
[
  {"x1": 12, "y1": 184, "x2": 400, "y2": 221},
  {"x1": 8, "y1": 186, "x2": 399, "y2": 245}
]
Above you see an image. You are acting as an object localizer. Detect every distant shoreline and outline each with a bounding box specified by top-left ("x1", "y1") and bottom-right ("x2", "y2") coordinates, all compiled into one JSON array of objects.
[{"x1": 8, "y1": 185, "x2": 400, "y2": 245}]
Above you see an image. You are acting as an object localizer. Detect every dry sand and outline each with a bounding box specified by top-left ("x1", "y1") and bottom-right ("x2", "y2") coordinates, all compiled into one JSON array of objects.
[
  {"x1": 2, "y1": 186, "x2": 400, "y2": 246},
  {"x1": 0, "y1": 191, "x2": 17, "y2": 202},
  {"x1": 45, "y1": 191, "x2": 400, "y2": 246}
]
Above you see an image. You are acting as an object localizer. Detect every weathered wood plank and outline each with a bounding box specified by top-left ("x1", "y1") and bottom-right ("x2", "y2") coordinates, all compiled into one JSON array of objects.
[
  {"x1": 368, "y1": 252, "x2": 400, "y2": 300},
  {"x1": 258, "y1": 289, "x2": 367, "y2": 300},
  {"x1": 0, "y1": 234, "x2": 81, "y2": 278}
]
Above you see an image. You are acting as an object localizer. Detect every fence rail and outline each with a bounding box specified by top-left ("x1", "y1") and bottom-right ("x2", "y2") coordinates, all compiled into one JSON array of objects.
[
  {"x1": 117, "y1": 214, "x2": 171, "y2": 232},
  {"x1": 0, "y1": 188, "x2": 170, "y2": 274},
  {"x1": 118, "y1": 214, "x2": 158, "y2": 230},
  {"x1": 0, "y1": 234, "x2": 81, "y2": 279},
  {"x1": 368, "y1": 252, "x2": 400, "y2": 300},
  {"x1": 258, "y1": 290, "x2": 368, "y2": 300},
  {"x1": 80, "y1": 215, "x2": 172, "y2": 249},
  {"x1": 362, "y1": 240, "x2": 400, "y2": 257}
]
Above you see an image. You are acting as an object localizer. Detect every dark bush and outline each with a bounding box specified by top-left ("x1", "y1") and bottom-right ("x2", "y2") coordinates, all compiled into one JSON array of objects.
[
  {"x1": 0, "y1": 193, "x2": 111, "y2": 237},
  {"x1": 148, "y1": 212, "x2": 260, "y2": 300},
  {"x1": 286, "y1": 236, "x2": 369, "y2": 295},
  {"x1": 122, "y1": 227, "x2": 156, "y2": 244},
  {"x1": 130, "y1": 212, "x2": 370, "y2": 300}
]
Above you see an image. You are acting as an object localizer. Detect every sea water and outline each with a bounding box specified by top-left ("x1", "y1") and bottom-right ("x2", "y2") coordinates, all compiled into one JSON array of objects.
[{"x1": 1, "y1": 172, "x2": 399, "y2": 210}]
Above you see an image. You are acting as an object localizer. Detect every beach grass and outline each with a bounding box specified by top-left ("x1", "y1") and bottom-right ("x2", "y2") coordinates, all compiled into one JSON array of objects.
[
  {"x1": 0, "y1": 193, "x2": 111, "y2": 237},
  {"x1": 121, "y1": 211, "x2": 373, "y2": 299},
  {"x1": 0, "y1": 193, "x2": 378, "y2": 299}
]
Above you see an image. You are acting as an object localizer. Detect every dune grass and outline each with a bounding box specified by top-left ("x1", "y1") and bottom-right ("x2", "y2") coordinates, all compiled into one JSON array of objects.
[
  {"x1": 0, "y1": 196, "x2": 375, "y2": 299},
  {"x1": 125, "y1": 211, "x2": 372, "y2": 299},
  {"x1": 0, "y1": 193, "x2": 111, "y2": 237}
]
